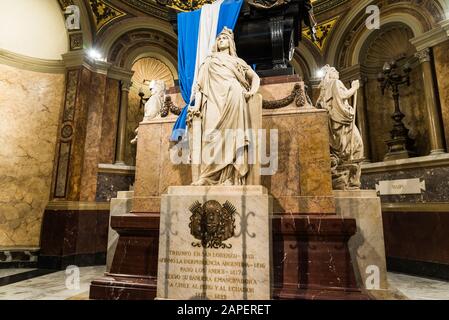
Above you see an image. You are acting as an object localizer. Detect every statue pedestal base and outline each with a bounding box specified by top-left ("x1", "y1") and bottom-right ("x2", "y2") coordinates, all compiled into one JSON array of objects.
[
  {"x1": 157, "y1": 186, "x2": 272, "y2": 300},
  {"x1": 89, "y1": 214, "x2": 159, "y2": 300},
  {"x1": 272, "y1": 215, "x2": 369, "y2": 300},
  {"x1": 334, "y1": 190, "x2": 389, "y2": 292}
]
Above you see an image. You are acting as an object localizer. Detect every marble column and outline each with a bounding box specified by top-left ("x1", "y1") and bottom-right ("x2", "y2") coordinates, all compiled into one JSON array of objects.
[
  {"x1": 115, "y1": 80, "x2": 132, "y2": 165},
  {"x1": 415, "y1": 48, "x2": 446, "y2": 154},
  {"x1": 356, "y1": 76, "x2": 372, "y2": 163}
]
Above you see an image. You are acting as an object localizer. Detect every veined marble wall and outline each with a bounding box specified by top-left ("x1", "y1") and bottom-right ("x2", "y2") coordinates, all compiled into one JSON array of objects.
[
  {"x1": 434, "y1": 40, "x2": 449, "y2": 150},
  {"x1": 0, "y1": 64, "x2": 64, "y2": 246},
  {"x1": 125, "y1": 89, "x2": 143, "y2": 166},
  {"x1": 365, "y1": 67, "x2": 428, "y2": 162}
]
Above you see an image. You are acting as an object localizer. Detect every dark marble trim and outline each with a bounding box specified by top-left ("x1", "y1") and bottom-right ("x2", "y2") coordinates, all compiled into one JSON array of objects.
[
  {"x1": 0, "y1": 269, "x2": 57, "y2": 287},
  {"x1": 0, "y1": 249, "x2": 39, "y2": 264},
  {"x1": 0, "y1": 262, "x2": 38, "y2": 269},
  {"x1": 387, "y1": 257, "x2": 449, "y2": 281},
  {"x1": 38, "y1": 253, "x2": 106, "y2": 270}
]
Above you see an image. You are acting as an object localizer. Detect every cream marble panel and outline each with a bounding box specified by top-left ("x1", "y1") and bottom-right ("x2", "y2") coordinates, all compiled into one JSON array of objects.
[
  {"x1": 0, "y1": 64, "x2": 64, "y2": 246},
  {"x1": 335, "y1": 190, "x2": 388, "y2": 291},
  {"x1": 157, "y1": 186, "x2": 272, "y2": 300}
]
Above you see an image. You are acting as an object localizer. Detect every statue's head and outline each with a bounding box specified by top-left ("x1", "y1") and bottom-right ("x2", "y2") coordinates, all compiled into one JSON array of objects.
[
  {"x1": 149, "y1": 80, "x2": 166, "y2": 96},
  {"x1": 319, "y1": 65, "x2": 339, "y2": 88},
  {"x1": 213, "y1": 27, "x2": 237, "y2": 57}
]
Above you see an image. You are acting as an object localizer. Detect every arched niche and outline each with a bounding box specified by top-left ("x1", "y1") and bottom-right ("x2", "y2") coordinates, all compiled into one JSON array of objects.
[
  {"x1": 124, "y1": 57, "x2": 176, "y2": 165},
  {"x1": 357, "y1": 24, "x2": 430, "y2": 161}
]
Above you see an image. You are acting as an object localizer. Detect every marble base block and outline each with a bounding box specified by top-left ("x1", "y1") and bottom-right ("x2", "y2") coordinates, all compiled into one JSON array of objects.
[
  {"x1": 90, "y1": 213, "x2": 160, "y2": 300},
  {"x1": 272, "y1": 215, "x2": 368, "y2": 300},
  {"x1": 157, "y1": 186, "x2": 272, "y2": 300},
  {"x1": 106, "y1": 191, "x2": 134, "y2": 272},
  {"x1": 334, "y1": 190, "x2": 388, "y2": 291}
]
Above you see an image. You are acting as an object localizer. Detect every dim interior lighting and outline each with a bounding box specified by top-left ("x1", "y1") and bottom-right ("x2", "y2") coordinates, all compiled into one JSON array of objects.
[{"x1": 87, "y1": 48, "x2": 103, "y2": 61}]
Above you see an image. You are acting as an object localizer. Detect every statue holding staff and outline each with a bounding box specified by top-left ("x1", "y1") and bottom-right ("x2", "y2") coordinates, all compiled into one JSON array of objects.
[{"x1": 317, "y1": 65, "x2": 364, "y2": 190}]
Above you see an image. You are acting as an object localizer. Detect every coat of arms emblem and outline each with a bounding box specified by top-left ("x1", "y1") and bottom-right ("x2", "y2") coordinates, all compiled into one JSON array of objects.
[{"x1": 189, "y1": 200, "x2": 237, "y2": 249}]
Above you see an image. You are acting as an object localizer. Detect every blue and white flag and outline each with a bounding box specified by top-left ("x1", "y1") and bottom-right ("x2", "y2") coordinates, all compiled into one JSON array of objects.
[{"x1": 171, "y1": 0, "x2": 243, "y2": 141}]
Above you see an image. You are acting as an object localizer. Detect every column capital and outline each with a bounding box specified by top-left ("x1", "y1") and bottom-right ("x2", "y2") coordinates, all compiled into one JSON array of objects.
[
  {"x1": 415, "y1": 48, "x2": 431, "y2": 63},
  {"x1": 120, "y1": 80, "x2": 132, "y2": 92}
]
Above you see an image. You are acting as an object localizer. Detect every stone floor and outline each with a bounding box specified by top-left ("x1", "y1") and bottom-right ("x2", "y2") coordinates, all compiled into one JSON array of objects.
[{"x1": 0, "y1": 267, "x2": 448, "y2": 300}]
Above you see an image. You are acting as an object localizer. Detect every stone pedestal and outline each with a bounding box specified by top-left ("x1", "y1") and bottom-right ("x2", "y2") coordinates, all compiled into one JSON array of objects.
[
  {"x1": 131, "y1": 78, "x2": 335, "y2": 217},
  {"x1": 157, "y1": 186, "x2": 272, "y2": 300},
  {"x1": 334, "y1": 190, "x2": 388, "y2": 292},
  {"x1": 89, "y1": 213, "x2": 160, "y2": 300},
  {"x1": 106, "y1": 191, "x2": 134, "y2": 272},
  {"x1": 272, "y1": 216, "x2": 368, "y2": 300}
]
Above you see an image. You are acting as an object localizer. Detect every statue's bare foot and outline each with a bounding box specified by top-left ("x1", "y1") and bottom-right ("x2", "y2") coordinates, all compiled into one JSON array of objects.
[
  {"x1": 191, "y1": 179, "x2": 208, "y2": 186},
  {"x1": 221, "y1": 179, "x2": 233, "y2": 186}
]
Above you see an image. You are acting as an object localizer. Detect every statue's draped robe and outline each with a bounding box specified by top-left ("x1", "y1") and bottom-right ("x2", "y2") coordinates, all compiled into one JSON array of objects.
[
  {"x1": 195, "y1": 51, "x2": 252, "y2": 185},
  {"x1": 323, "y1": 79, "x2": 364, "y2": 162}
]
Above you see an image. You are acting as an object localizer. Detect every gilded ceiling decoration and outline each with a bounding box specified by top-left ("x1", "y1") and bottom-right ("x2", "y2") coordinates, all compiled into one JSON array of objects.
[
  {"x1": 131, "y1": 57, "x2": 175, "y2": 95},
  {"x1": 88, "y1": 0, "x2": 127, "y2": 32},
  {"x1": 302, "y1": 16, "x2": 339, "y2": 52},
  {"x1": 156, "y1": 0, "x2": 213, "y2": 11}
]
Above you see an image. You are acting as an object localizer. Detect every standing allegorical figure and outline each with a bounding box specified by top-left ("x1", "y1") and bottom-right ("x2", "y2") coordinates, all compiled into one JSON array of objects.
[
  {"x1": 317, "y1": 65, "x2": 364, "y2": 190},
  {"x1": 130, "y1": 80, "x2": 166, "y2": 145},
  {"x1": 187, "y1": 27, "x2": 261, "y2": 186}
]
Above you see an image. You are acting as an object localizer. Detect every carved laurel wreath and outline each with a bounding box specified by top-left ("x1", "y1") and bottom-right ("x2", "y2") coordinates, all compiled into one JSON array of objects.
[{"x1": 160, "y1": 82, "x2": 309, "y2": 117}]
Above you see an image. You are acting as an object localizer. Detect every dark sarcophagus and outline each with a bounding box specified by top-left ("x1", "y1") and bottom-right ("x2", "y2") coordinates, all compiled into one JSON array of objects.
[
  {"x1": 165, "y1": 0, "x2": 316, "y2": 77},
  {"x1": 235, "y1": 0, "x2": 315, "y2": 76}
]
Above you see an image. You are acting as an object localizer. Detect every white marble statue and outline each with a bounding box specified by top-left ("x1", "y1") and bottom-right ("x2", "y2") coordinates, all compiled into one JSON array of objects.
[
  {"x1": 187, "y1": 27, "x2": 261, "y2": 186},
  {"x1": 131, "y1": 80, "x2": 166, "y2": 145},
  {"x1": 316, "y1": 65, "x2": 364, "y2": 190},
  {"x1": 144, "y1": 80, "x2": 166, "y2": 121}
]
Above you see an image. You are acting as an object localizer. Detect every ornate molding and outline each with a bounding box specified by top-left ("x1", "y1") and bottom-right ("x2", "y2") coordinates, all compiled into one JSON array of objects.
[
  {"x1": 46, "y1": 201, "x2": 110, "y2": 211},
  {"x1": 156, "y1": 0, "x2": 213, "y2": 11},
  {"x1": 410, "y1": 19, "x2": 449, "y2": 51},
  {"x1": 313, "y1": 0, "x2": 347, "y2": 14},
  {"x1": 115, "y1": 0, "x2": 169, "y2": 19},
  {"x1": 0, "y1": 49, "x2": 65, "y2": 74},
  {"x1": 382, "y1": 202, "x2": 449, "y2": 213},
  {"x1": 415, "y1": 48, "x2": 431, "y2": 63},
  {"x1": 362, "y1": 153, "x2": 449, "y2": 174},
  {"x1": 88, "y1": 0, "x2": 127, "y2": 32}
]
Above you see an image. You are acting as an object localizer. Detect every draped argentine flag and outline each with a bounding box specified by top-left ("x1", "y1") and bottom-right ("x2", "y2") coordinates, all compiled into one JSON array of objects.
[{"x1": 171, "y1": 0, "x2": 244, "y2": 141}]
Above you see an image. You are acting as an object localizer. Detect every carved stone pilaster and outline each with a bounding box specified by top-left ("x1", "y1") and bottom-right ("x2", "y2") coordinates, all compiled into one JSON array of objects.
[
  {"x1": 416, "y1": 48, "x2": 446, "y2": 154},
  {"x1": 415, "y1": 48, "x2": 431, "y2": 63},
  {"x1": 115, "y1": 80, "x2": 132, "y2": 165}
]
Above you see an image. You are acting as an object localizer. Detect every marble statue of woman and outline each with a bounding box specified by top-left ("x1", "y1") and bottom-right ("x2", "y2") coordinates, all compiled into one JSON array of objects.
[
  {"x1": 317, "y1": 65, "x2": 364, "y2": 190},
  {"x1": 187, "y1": 27, "x2": 261, "y2": 186},
  {"x1": 144, "y1": 80, "x2": 166, "y2": 121},
  {"x1": 131, "y1": 80, "x2": 166, "y2": 144}
]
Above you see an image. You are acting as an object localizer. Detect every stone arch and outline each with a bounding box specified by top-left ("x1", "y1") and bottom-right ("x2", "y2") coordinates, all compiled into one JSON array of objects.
[
  {"x1": 355, "y1": 23, "x2": 430, "y2": 161},
  {"x1": 123, "y1": 46, "x2": 178, "y2": 80},
  {"x1": 292, "y1": 42, "x2": 320, "y2": 81},
  {"x1": 106, "y1": 28, "x2": 177, "y2": 73},
  {"x1": 97, "y1": 17, "x2": 177, "y2": 57},
  {"x1": 327, "y1": 0, "x2": 445, "y2": 68}
]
